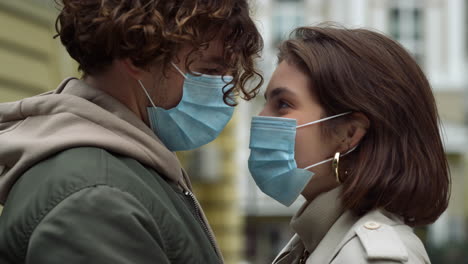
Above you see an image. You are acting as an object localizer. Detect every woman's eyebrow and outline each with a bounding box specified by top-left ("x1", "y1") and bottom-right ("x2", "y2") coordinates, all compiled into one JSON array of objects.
[{"x1": 265, "y1": 87, "x2": 296, "y2": 100}]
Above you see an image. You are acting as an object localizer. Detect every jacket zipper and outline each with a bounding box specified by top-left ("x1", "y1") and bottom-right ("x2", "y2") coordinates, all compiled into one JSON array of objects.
[
  {"x1": 183, "y1": 190, "x2": 222, "y2": 263},
  {"x1": 299, "y1": 249, "x2": 310, "y2": 264}
]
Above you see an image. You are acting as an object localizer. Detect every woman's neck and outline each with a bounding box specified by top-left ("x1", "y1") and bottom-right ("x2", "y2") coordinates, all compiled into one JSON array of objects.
[{"x1": 301, "y1": 172, "x2": 340, "y2": 202}]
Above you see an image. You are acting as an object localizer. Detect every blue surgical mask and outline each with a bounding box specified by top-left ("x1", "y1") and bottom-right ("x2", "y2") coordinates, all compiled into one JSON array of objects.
[
  {"x1": 138, "y1": 63, "x2": 234, "y2": 151},
  {"x1": 248, "y1": 112, "x2": 355, "y2": 206}
]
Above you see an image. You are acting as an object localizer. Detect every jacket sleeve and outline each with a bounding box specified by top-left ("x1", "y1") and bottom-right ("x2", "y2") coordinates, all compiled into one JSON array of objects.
[{"x1": 26, "y1": 185, "x2": 170, "y2": 264}]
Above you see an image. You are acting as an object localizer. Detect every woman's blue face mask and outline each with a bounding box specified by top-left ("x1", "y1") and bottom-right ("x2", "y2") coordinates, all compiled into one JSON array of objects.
[{"x1": 248, "y1": 112, "x2": 355, "y2": 206}]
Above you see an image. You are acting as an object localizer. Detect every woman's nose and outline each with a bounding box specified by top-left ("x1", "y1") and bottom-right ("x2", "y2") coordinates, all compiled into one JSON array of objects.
[{"x1": 258, "y1": 106, "x2": 269, "y2": 117}]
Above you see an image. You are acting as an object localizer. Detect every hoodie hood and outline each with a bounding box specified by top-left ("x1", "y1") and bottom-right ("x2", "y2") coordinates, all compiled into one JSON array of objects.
[{"x1": 0, "y1": 77, "x2": 190, "y2": 204}]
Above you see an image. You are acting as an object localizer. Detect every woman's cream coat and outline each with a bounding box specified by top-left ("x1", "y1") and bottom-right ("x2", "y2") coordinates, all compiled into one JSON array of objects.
[{"x1": 273, "y1": 187, "x2": 430, "y2": 264}]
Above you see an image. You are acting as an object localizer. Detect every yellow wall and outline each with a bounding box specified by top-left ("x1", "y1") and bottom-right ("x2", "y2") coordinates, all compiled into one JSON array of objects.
[{"x1": 0, "y1": 0, "x2": 77, "y2": 103}]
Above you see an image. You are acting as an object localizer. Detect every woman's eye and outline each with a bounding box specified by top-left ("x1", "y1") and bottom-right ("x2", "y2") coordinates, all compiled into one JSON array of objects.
[{"x1": 277, "y1": 100, "x2": 290, "y2": 109}]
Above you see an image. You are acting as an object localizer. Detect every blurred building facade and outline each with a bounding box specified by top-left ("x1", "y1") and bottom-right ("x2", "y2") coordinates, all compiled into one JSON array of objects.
[
  {"x1": 238, "y1": 0, "x2": 468, "y2": 263},
  {"x1": 0, "y1": 0, "x2": 75, "y2": 102}
]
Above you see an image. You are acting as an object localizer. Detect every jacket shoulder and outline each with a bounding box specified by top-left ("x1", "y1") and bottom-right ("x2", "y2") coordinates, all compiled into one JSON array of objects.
[
  {"x1": 355, "y1": 221, "x2": 408, "y2": 262},
  {"x1": 0, "y1": 147, "x2": 162, "y2": 262},
  {"x1": 26, "y1": 185, "x2": 171, "y2": 264},
  {"x1": 11, "y1": 146, "x2": 163, "y2": 196},
  {"x1": 4, "y1": 147, "x2": 171, "y2": 223},
  {"x1": 332, "y1": 210, "x2": 430, "y2": 264}
]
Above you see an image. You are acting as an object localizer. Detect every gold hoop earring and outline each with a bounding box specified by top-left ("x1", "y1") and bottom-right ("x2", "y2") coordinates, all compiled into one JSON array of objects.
[{"x1": 332, "y1": 152, "x2": 342, "y2": 184}]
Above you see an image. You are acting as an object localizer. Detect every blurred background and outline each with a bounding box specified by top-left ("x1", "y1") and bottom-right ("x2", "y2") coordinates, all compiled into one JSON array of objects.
[{"x1": 0, "y1": 0, "x2": 467, "y2": 263}]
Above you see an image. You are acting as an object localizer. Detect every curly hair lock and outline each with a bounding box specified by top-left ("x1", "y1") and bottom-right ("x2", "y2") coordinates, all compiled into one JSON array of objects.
[{"x1": 55, "y1": 0, "x2": 264, "y2": 104}]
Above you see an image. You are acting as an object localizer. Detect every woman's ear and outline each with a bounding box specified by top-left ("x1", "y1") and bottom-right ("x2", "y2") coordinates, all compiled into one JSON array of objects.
[{"x1": 338, "y1": 112, "x2": 370, "y2": 152}]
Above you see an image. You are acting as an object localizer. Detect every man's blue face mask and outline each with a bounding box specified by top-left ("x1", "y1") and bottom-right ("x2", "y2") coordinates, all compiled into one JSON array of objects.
[
  {"x1": 138, "y1": 63, "x2": 234, "y2": 151},
  {"x1": 248, "y1": 112, "x2": 355, "y2": 206}
]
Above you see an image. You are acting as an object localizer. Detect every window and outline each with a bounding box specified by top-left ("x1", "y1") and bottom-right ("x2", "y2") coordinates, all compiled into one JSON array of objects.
[
  {"x1": 388, "y1": 0, "x2": 425, "y2": 65},
  {"x1": 272, "y1": 0, "x2": 305, "y2": 48}
]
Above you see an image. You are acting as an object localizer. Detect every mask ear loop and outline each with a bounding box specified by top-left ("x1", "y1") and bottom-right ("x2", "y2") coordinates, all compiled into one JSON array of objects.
[
  {"x1": 303, "y1": 145, "x2": 358, "y2": 171},
  {"x1": 296, "y1": 111, "x2": 352, "y2": 129},
  {"x1": 137, "y1": 61, "x2": 186, "y2": 108},
  {"x1": 171, "y1": 62, "x2": 187, "y2": 80},
  {"x1": 137, "y1": 80, "x2": 157, "y2": 108}
]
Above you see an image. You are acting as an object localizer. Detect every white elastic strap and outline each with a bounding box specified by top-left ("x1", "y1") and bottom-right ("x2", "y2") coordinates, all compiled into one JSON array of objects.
[
  {"x1": 296, "y1": 111, "x2": 352, "y2": 129},
  {"x1": 303, "y1": 145, "x2": 358, "y2": 170},
  {"x1": 137, "y1": 80, "x2": 157, "y2": 108},
  {"x1": 171, "y1": 62, "x2": 187, "y2": 79},
  {"x1": 303, "y1": 157, "x2": 334, "y2": 170}
]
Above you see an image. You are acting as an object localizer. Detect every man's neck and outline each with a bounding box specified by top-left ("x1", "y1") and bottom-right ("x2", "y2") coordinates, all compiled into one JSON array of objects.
[{"x1": 83, "y1": 68, "x2": 149, "y2": 125}]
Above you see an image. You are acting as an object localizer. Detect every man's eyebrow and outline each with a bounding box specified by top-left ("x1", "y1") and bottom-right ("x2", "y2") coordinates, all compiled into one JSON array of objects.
[{"x1": 264, "y1": 87, "x2": 295, "y2": 100}]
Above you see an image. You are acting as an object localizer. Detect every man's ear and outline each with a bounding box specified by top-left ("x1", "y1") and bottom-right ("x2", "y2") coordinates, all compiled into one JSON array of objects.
[
  {"x1": 338, "y1": 112, "x2": 370, "y2": 152},
  {"x1": 117, "y1": 58, "x2": 148, "y2": 80}
]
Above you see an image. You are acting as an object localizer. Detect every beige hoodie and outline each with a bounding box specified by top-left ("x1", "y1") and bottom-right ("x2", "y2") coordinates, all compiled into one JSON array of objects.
[{"x1": 0, "y1": 77, "x2": 192, "y2": 204}]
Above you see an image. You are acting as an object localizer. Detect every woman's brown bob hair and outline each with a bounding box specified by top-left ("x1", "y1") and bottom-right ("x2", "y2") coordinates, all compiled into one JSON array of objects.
[
  {"x1": 55, "y1": 0, "x2": 264, "y2": 104},
  {"x1": 279, "y1": 26, "x2": 450, "y2": 226}
]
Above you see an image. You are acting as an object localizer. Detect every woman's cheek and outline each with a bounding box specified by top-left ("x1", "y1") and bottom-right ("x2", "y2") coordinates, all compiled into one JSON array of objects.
[{"x1": 294, "y1": 129, "x2": 310, "y2": 167}]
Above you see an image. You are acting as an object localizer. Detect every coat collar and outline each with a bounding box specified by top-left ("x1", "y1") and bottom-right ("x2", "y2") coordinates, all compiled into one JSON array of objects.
[{"x1": 291, "y1": 187, "x2": 345, "y2": 253}]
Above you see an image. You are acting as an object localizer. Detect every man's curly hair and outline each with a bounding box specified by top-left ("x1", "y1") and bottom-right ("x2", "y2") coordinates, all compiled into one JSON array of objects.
[{"x1": 55, "y1": 0, "x2": 264, "y2": 104}]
